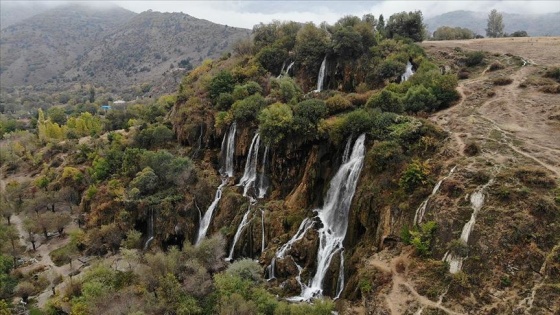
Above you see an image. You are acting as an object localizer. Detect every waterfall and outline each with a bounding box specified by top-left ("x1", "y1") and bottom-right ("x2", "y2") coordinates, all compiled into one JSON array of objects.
[
  {"x1": 196, "y1": 123, "x2": 236, "y2": 245},
  {"x1": 413, "y1": 166, "x2": 457, "y2": 225},
  {"x1": 277, "y1": 60, "x2": 287, "y2": 79},
  {"x1": 196, "y1": 180, "x2": 227, "y2": 245},
  {"x1": 277, "y1": 61, "x2": 295, "y2": 79},
  {"x1": 266, "y1": 258, "x2": 276, "y2": 281},
  {"x1": 285, "y1": 61, "x2": 295, "y2": 76},
  {"x1": 443, "y1": 180, "x2": 493, "y2": 273},
  {"x1": 342, "y1": 136, "x2": 352, "y2": 163},
  {"x1": 277, "y1": 218, "x2": 315, "y2": 259},
  {"x1": 258, "y1": 145, "x2": 269, "y2": 199},
  {"x1": 222, "y1": 122, "x2": 237, "y2": 178},
  {"x1": 144, "y1": 208, "x2": 154, "y2": 250},
  {"x1": 334, "y1": 250, "x2": 345, "y2": 299},
  {"x1": 401, "y1": 61, "x2": 414, "y2": 82},
  {"x1": 238, "y1": 133, "x2": 260, "y2": 197},
  {"x1": 261, "y1": 209, "x2": 265, "y2": 253},
  {"x1": 314, "y1": 56, "x2": 327, "y2": 92},
  {"x1": 225, "y1": 204, "x2": 253, "y2": 261},
  {"x1": 282, "y1": 134, "x2": 365, "y2": 301}
]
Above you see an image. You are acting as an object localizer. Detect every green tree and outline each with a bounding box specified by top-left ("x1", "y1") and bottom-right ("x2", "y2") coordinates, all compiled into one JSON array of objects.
[
  {"x1": 258, "y1": 103, "x2": 294, "y2": 144},
  {"x1": 332, "y1": 26, "x2": 363, "y2": 60},
  {"x1": 486, "y1": 9, "x2": 504, "y2": 38},
  {"x1": 209, "y1": 71, "x2": 236, "y2": 100},
  {"x1": 386, "y1": 11, "x2": 426, "y2": 42}
]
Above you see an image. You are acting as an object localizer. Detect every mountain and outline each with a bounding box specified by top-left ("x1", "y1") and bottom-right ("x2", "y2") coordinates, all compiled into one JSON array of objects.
[
  {"x1": 425, "y1": 10, "x2": 560, "y2": 36},
  {"x1": 65, "y1": 11, "x2": 251, "y2": 90},
  {"x1": 0, "y1": 1, "x2": 54, "y2": 29},
  {"x1": 0, "y1": 4, "x2": 251, "y2": 95},
  {"x1": 0, "y1": 4, "x2": 136, "y2": 88}
]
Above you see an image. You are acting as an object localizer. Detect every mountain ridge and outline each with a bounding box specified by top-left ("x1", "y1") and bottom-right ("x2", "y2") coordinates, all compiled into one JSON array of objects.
[{"x1": 425, "y1": 10, "x2": 560, "y2": 36}]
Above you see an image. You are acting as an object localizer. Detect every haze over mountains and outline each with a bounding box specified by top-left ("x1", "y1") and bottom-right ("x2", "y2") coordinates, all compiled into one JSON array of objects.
[
  {"x1": 0, "y1": 2, "x2": 558, "y2": 96},
  {"x1": 0, "y1": 3, "x2": 250, "y2": 95},
  {"x1": 425, "y1": 10, "x2": 560, "y2": 36}
]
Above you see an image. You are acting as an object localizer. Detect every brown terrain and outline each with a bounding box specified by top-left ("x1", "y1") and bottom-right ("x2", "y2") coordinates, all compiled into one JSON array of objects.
[{"x1": 348, "y1": 37, "x2": 560, "y2": 314}]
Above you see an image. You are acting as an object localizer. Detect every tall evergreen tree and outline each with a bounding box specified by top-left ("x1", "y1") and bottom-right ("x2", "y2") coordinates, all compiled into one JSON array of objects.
[{"x1": 486, "y1": 9, "x2": 504, "y2": 38}]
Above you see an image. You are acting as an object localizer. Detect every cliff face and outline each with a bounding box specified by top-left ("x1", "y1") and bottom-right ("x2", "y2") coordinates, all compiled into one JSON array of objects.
[{"x1": 167, "y1": 37, "x2": 560, "y2": 313}]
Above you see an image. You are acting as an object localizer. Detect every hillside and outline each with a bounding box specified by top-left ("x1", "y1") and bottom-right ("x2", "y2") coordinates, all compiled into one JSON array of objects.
[
  {"x1": 0, "y1": 2, "x2": 53, "y2": 30},
  {"x1": 1, "y1": 14, "x2": 559, "y2": 315},
  {"x1": 0, "y1": 4, "x2": 136, "y2": 87},
  {"x1": 0, "y1": 4, "x2": 250, "y2": 95},
  {"x1": 425, "y1": 10, "x2": 560, "y2": 36}
]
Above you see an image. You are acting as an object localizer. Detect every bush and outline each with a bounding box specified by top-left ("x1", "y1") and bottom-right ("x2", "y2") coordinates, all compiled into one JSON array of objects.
[
  {"x1": 209, "y1": 70, "x2": 236, "y2": 100},
  {"x1": 403, "y1": 221, "x2": 437, "y2": 256},
  {"x1": 457, "y1": 70, "x2": 470, "y2": 79},
  {"x1": 325, "y1": 94, "x2": 353, "y2": 114},
  {"x1": 258, "y1": 103, "x2": 294, "y2": 144},
  {"x1": 493, "y1": 77, "x2": 513, "y2": 85},
  {"x1": 256, "y1": 45, "x2": 289, "y2": 74},
  {"x1": 399, "y1": 159, "x2": 431, "y2": 193},
  {"x1": 366, "y1": 90, "x2": 403, "y2": 113},
  {"x1": 403, "y1": 85, "x2": 437, "y2": 113},
  {"x1": 292, "y1": 99, "x2": 328, "y2": 136},
  {"x1": 488, "y1": 61, "x2": 505, "y2": 71},
  {"x1": 225, "y1": 259, "x2": 262, "y2": 283},
  {"x1": 544, "y1": 67, "x2": 560, "y2": 82},
  {"x1": 231, "y1": 94, "x2": 267, "y2": 122},
  {"x1": 464, "y1": 51, "x2": 484, "y2": 67},
  {"x1": 367, "y1": 140, "x2": 404, "y2": 173},
  {"x1": 341, "y1": 109, "x2": 375, "y2": 137},
  {"x1": 215, "y1": 93, "x2": 234, "y2": 111},
  {"x1": 464, "y1": 141, "x2": 480, "y2": 156},
  {"x1": 539, "y1": 85, "x2": 560, "y2": 94}
]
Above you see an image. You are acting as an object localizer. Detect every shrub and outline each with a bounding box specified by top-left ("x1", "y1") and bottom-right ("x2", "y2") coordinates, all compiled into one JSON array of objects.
[
  {"x1": 231, "y1": 94, "x2": 267, "y2": 122},
  {"x1": 256, "y1": 45, "x2": 289, "y2": 74},
  {"x1": 208, "y1": 70, "x2": 236, "y2": 100},
  {"x1": 493, "y1": 77, "x2": 513, "y2": 85},
  {"x1": 539, "y1": 85, "x2": 560, "y2": 94},
  {"x1": 215, "y1": 93, "x2": 234, "y2": 111},
  {"x1": 464, "y1": 51, "x2": 484, "y2": 67},
  {"x1": 464, "y1": 141, "x2": 480, "y2": 156},
  {"x1": 346, "y1": 93, "x2": 370, "y2": 107},
  {"x1": 367, "y1": 140, "x2": 404, "y2": 173},
  {"x1": 366, "y1": 90, "x2": 403, "y2": 113},
  {"x1": 403, "y1": 221, "x2": 437, "y2": 256},
  {"x1": 225, "y1": 259, "x2": 262, "y2": 283},
  {"x1": 269, "y1": 77, "x2": 302, "y2": 104},
  {"x1": 399, "y1": 159, "x2": 431, "y2": 193},
  {"x1": 376, "y1": 59, "x2": 406, "y2": 81},
  {"x1": 292, "y1": 99, "x2": 328, "y2": 132},
  {"x1": 342, "y1": 109, "x2": 375, "y2": 137},
  {"x1": 457, "y1": 70, "x2": 470, "y2": 79},
  {"x1": 544, "y1": 67, "x2": 560, "y2": 82},
  {"x1": 488, "y1": 61, "x2": 505, "y2": 71},
  {"x1": 403, "y1": 85, "x2": 437, "y2": 113},
  {"x1": 325, "y1": 94, "x2": 353, "y2": 114},
  {"x1": 258, "y1": 103, "x2": 294, "y2": 144}
]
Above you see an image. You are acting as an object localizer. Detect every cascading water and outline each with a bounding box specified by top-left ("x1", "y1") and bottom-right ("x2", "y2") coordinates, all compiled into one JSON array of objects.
[
  {"x1": 277, "y1": 60, "x2": 287, "y2": 79},
  {"x1": 334, "y1": 250, "x2": 345, "y2": 299},
  {"x1": 144, "y1": 208, "x2": 154, "y2": 250},
  {"x1": 280, "y1": 134, "x2": 366, "y2": 301},
  {"x1": 238, "y1": 133, "x2": 260, "y2": 196},
  {"x1": 196, "y1": 123, "x2": 236, "y2": 245},
  {"x1": 225, "y1": 203, "x2": 254, "y2": 261},
  {"x1": 285, "y1": 61, "x2": 295, "y2": 76},
  {"x1": 401, "y1": 61, "x2": 414, "y2": 82},
  {"x1": 223, "y1": 122, "x2": 237, "y2": 178},
  {"x1": 414, "y1": 166, "x2": 457, "y2": 225},
  {"x1": 258, "y1": 145, "x2": 269, "y2": 199},
  {"x1": 261, "y1": 209, "x2": 265, "y2": 253},
  {"x1": 443, "y1": 180, "x2": 493, "y2": 273},
  {"x1": 342, "y1": 136, "x2": 352, "y2": 163},
  {"x1": 314, "y1": 56, "x2": 327, "y2": 92}
]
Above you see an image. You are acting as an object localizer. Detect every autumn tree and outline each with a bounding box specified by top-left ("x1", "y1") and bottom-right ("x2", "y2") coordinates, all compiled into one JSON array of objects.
[{"x1": 486, "y1": 9, "x2": 504, "y2": 38}]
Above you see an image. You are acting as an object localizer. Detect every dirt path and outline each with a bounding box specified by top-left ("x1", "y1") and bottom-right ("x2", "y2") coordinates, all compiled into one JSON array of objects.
[
  {"x1": 431, "y1": 57, "x2": 560, "y2": 179},
  {"x1": 368, "y1": 249, "x2": 464, "y2": 315}
]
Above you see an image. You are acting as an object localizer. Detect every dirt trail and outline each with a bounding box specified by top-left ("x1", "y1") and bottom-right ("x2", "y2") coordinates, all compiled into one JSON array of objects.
[
  {"x1": 368, "y1": 249, "x2": 464, "y2": 315},
  {"x1": 431, "y1": 56, "x2": 560, "y2": 178}
]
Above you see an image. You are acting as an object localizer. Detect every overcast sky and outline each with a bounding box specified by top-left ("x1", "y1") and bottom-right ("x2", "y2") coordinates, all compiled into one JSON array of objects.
[{"x1": 7, "y1": 1, "x2": 560, "y2": 29}]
